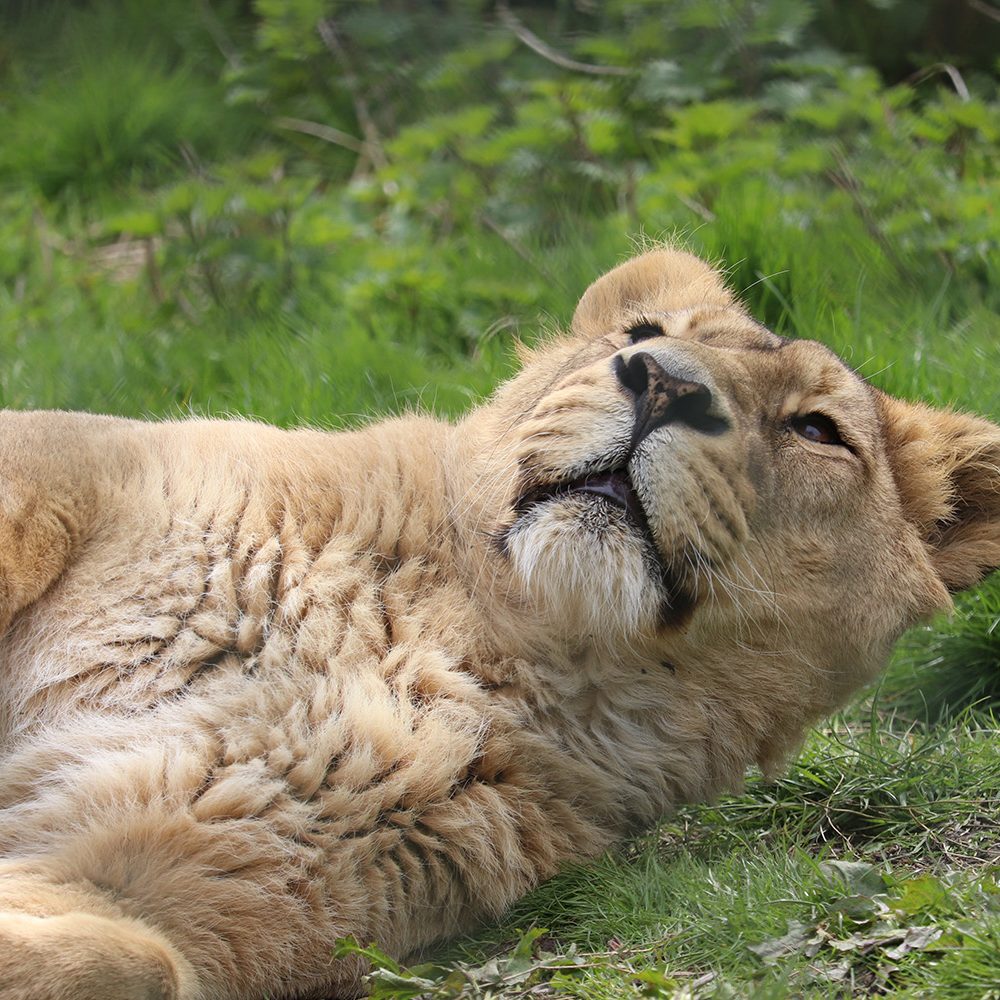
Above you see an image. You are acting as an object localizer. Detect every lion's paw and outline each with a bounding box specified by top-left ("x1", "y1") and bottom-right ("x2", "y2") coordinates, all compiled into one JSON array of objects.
[{"x1": 0, "y1": 910, "x2": 193, "y2": 1000}]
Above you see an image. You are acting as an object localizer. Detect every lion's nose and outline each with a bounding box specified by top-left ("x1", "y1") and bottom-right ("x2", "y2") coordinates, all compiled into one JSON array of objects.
[{"x1": 614, "y1": 352, "x2": 726, "y2": 446}]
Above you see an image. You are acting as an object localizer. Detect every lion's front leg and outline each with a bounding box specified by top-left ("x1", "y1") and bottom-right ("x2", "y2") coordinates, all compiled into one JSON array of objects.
[
  {"x1": 0, "y1": 912, "x2": 193, "y2": 1000},
  {"x1": 0, "y1": 863, "x2": 199, "y2": 1000},
  {"x1": 0, "y1": 843, "x2": 370, "y2": 1000},
  {"x1": 0, "y1": 754, "x2": 375, "y2": 1000}
]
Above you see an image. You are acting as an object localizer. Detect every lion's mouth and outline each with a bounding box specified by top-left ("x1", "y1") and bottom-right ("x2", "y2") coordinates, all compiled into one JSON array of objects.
[
  {"x1": 512, "y1": 467, "x2": 662, "y2": 557},
  {"x1": 514, "y1": 468, "x2": 644, "y2": 520}
]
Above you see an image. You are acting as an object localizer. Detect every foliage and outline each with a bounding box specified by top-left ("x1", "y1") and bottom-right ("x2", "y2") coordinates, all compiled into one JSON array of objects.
[
  {"x1": 3, "y1": 0, "x2": 999, "y2": 377},
  {"x1": 432, "y1": 717, "x2": 1000, "y2": 998},
  {"x1": 332, "y1": 802, "x2": 1000, "y2": 997},
  {"x1": 887, "y1": 574, "x2": 1000, "y2": 722}
]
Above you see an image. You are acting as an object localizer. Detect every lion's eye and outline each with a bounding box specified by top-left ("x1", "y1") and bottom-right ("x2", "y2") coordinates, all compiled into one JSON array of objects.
[
  {"x1": 626, "y1": 322, "x2": 664, "y2": 344},
  {"x1": 790, "y1": 413, "x2": 844, "y2": 446}
]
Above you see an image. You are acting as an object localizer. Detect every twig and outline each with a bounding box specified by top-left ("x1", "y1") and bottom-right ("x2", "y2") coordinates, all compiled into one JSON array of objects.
[
  {"x1": 497, "y1": 1, "x2": 631, "y2": 77},
  {"x1": 967, "y1": 0, "x2": 1000, "y2": 23},
  {"x1": 826, "y1": 148, "x2": 908, "y2": 277},
  {"x1": 144, "y1": 238, "x2": 163, "y2": 304},
  {"x1": 678, "y1": 193, "x2": 715, "y2": 223},
  {"x1": 197, "y1": 0, "x2": 241, "y2": 71},
  {"x1": 317, "y1": 18, "x2": 389, "y2": 171},
  {"x1": 905, "y1": 62, "x2": 971, "y2": 103},
  {"x1": 273, "y1": 116, "x2": 368, "y2": 155}
]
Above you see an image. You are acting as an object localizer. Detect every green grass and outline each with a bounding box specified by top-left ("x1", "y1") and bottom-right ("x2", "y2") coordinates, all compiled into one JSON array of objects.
[
  {"x1": 885, "y1": 583, "x2": 1000, "y2": 725},
  {"x1": 1, "y1": 1, "x2": 998, "y2": 997}
]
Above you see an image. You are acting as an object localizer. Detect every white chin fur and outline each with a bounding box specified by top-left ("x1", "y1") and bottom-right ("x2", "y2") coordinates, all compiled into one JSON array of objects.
[{"x1": 508, "y1": 500, "x2": 659, "y2": 638}]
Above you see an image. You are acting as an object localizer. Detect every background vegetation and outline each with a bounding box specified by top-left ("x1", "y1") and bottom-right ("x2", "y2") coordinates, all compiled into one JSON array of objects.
[{"x1": 0, "y1": 0, "x2": 998, "y2": 996}]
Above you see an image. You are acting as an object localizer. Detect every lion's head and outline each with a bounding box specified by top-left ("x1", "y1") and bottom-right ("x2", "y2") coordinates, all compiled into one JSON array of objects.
[{"x1": 460, "y1": 248, "x2": 1000, "y2": 754}]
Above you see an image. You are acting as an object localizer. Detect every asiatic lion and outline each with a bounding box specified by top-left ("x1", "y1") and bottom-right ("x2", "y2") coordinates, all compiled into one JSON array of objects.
[{"x1": 0, "y1": 248, "x2": 997, "y2": 1000}]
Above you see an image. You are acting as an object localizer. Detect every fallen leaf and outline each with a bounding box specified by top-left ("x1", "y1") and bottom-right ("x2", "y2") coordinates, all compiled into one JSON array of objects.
[
  {"x1": 884, "y1": 925, "x2": 943, "y2": 960},
  {"x1": 748, "y1": 920, "x2": 813, "y2": 963}
]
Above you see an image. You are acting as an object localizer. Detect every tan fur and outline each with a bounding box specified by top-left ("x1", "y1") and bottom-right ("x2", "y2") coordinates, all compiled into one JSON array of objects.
[{"x1": 1, "y1": 248, "x2": 998, "y2": 999}]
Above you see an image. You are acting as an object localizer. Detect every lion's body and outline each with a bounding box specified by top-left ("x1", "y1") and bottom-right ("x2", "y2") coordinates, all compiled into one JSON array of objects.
[
  {"x1": 0, "y1": 250, "x2": 998, "y2": 1000},
  {"x1": 0, "y1": 413, "x2": 596, "y2": 997},
  {"x1": 0, "y1": 409, "x2": 765, "y2": 998}
]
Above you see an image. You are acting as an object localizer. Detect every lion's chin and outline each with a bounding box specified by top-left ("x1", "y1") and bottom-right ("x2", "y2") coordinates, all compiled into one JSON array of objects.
[{"x1": 506, "y1": 496, "x2": 662, "y2": 639}]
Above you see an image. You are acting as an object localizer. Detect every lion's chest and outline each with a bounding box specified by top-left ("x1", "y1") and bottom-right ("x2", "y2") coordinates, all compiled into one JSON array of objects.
[
  {"x1": 1, "y1": 495, "x2": 513, "y2": 873},
  {"x1": 1, "y1": 493, "x2": 478, "y2": 741},
  {"x1": 0, "y1": 495, "x2": 579, "y2": 939}
]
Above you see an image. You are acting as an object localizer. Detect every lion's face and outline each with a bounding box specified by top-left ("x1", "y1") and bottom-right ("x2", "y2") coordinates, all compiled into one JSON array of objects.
[
  {"x1": 501, "y1": 308, "x2": 922, "y2": 645},
  {"x1": 463, "y1": 250, "x2": 1000, "y2": 728}
]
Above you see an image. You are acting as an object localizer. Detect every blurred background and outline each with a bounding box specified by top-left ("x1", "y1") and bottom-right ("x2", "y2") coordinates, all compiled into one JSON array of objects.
[
  {"x1": 1, "y1": 3, "x2": 999, "y2": 992},
  {"x1": 1, "y1": 0, "x2": 998, "y2": 422},
  {"x1": 3, "y1": 1, "x2": 999, "y2": 719}
]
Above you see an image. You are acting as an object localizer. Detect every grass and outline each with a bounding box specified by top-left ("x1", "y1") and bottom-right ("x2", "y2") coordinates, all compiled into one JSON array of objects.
[
  {"x1": 887, "y1": 585, "x2": 1000, "y2": 724},
  {"x1": 1, "y1": 1, "x2": 998, "y2": 997},
  {"x1": 421, "y1": 713, "x2": 1000, "y2": 998}
]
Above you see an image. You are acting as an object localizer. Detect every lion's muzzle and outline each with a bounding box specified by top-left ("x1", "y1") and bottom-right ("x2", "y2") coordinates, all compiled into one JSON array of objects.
[{"x1": 613, "y1": 351, "x2": 729, "y2": 448}]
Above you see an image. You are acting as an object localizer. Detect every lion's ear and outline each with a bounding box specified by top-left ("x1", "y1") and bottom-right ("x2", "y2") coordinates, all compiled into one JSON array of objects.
[
  {"x1": 881, "y1": 394, "x2": 1000, "y2": 593},
  {"x1": 571, "y1": 248, "x2": 738, "y2": 338}
]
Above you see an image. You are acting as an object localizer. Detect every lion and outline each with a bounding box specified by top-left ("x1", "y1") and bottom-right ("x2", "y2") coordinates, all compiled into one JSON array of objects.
[{"x1": 0, "y1": 248, "x2": 997, "y2": 1000}]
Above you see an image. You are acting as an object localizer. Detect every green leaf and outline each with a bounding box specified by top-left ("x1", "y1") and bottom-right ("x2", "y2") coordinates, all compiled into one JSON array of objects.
[
  {"x1": 331, "y1": 936, "x2": 401, "y2": 974},
  {"x1": 634, "y1": 967, "x2": 682, "y2": 996},
  {"x1": 826, "y1": 892, "x2": 883, "y2": 922},
  {"x1": 102, "y1": 210, "x2": 160, "y2": 239},
  {"x1": 368, "y1": 968, "x2": 441, "y2": 999},
  {"x1": 891, "y1": 875, "x2": 955, "y2": 917},
  {"x1": 820, "y1": 860, "x2": 887, "y2": 897},
  {"x1": 511, "y1": 926, "x2": 548, "y2": 959}
]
